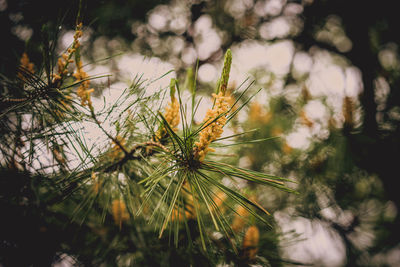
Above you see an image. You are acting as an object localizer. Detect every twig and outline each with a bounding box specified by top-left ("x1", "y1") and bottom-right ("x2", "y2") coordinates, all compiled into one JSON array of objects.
[
  {"x1": 104, "y1": 141, "x2": 170, "y2": 172},
  {"x1": 89, "y1": 107, "x2": 129, "y2": 155}
]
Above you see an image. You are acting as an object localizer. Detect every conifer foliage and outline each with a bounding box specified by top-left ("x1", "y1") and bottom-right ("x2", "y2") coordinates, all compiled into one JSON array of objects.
[{"x1": 0, "y1": 11, "x2": 295, "y2": 266}]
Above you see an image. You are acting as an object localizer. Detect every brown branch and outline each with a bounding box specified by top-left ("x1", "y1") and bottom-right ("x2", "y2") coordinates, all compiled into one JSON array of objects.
[{"x1": 104, "y1": 141, "x2": 170, "y2": 173}]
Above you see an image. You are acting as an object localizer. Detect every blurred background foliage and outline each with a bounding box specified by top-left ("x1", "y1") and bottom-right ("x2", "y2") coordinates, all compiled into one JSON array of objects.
[{"x1": 1, "y1": 0, "x2": 400, "y2": 266}]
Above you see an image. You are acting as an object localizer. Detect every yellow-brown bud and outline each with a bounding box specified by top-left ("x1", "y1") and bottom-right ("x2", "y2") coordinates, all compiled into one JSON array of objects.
[
  {"x1": 112, "y1": 199, "x2": 130, "y2": 228},
  {"x1": 194, "y1": 92, "x2": 231, "y2": 161},
  {"x1": 242, "y1": 226, "x2": 260, "y2": 260}
]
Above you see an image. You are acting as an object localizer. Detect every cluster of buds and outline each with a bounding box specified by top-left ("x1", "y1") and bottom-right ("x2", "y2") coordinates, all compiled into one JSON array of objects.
[
  {"x1": 52, "y1": 24, "x2": 83, "y2": 84},
  {"x1": 242, "y1": 225, "x2": 260, "y2": 261},
  {"x1": 194, "y1": 92, "x2": 231, "y2": 161},
  {"x1": 211, "y1": 189, "x2": 261, "y2": 261},
  {"x1": 231, "y1": 202, "x2": 249, "y2": 233},
  {"x1": 73, "y1": 60, "x2": 94, "y2": 107},
  {"x1": 52, "y1": 53, "x2": 72, "y2": 83},
  {"x1": 231, "y1": 195, "x2": 257, "y2": 233},
  {"x1": 230, "y1": 194, "x2": 261, "y2": 260},
  {"x1": 163, "y1": 98, "x2": 180, "y2": 132},
  {"x1": 73, "y1": 23, "x2": 83, "y2": 49},
  {"x1": 51, "y1": 23, "x2": 94, "y2": 107},
  {"x1": 248, "y1": 101, "x2": 272, "y2": 124},
  {"x1": 18, "y1": 52, "x2": 35, "y2": 81},
  {"x1": 155, "y1": 79, "x2": 180, "y2": 141},
  {"x1": 193, "y1": 49, "x2": 232, "y2": 162},
  {"x1": 212, "y1": 191, "x2": 227, "y2": 213},
  {"x1": 112, "y1": 199, "x2": 130, "y2": 229},
  {"x1": 72, "y1": 23, "x2": 94, "y2": 107}
]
